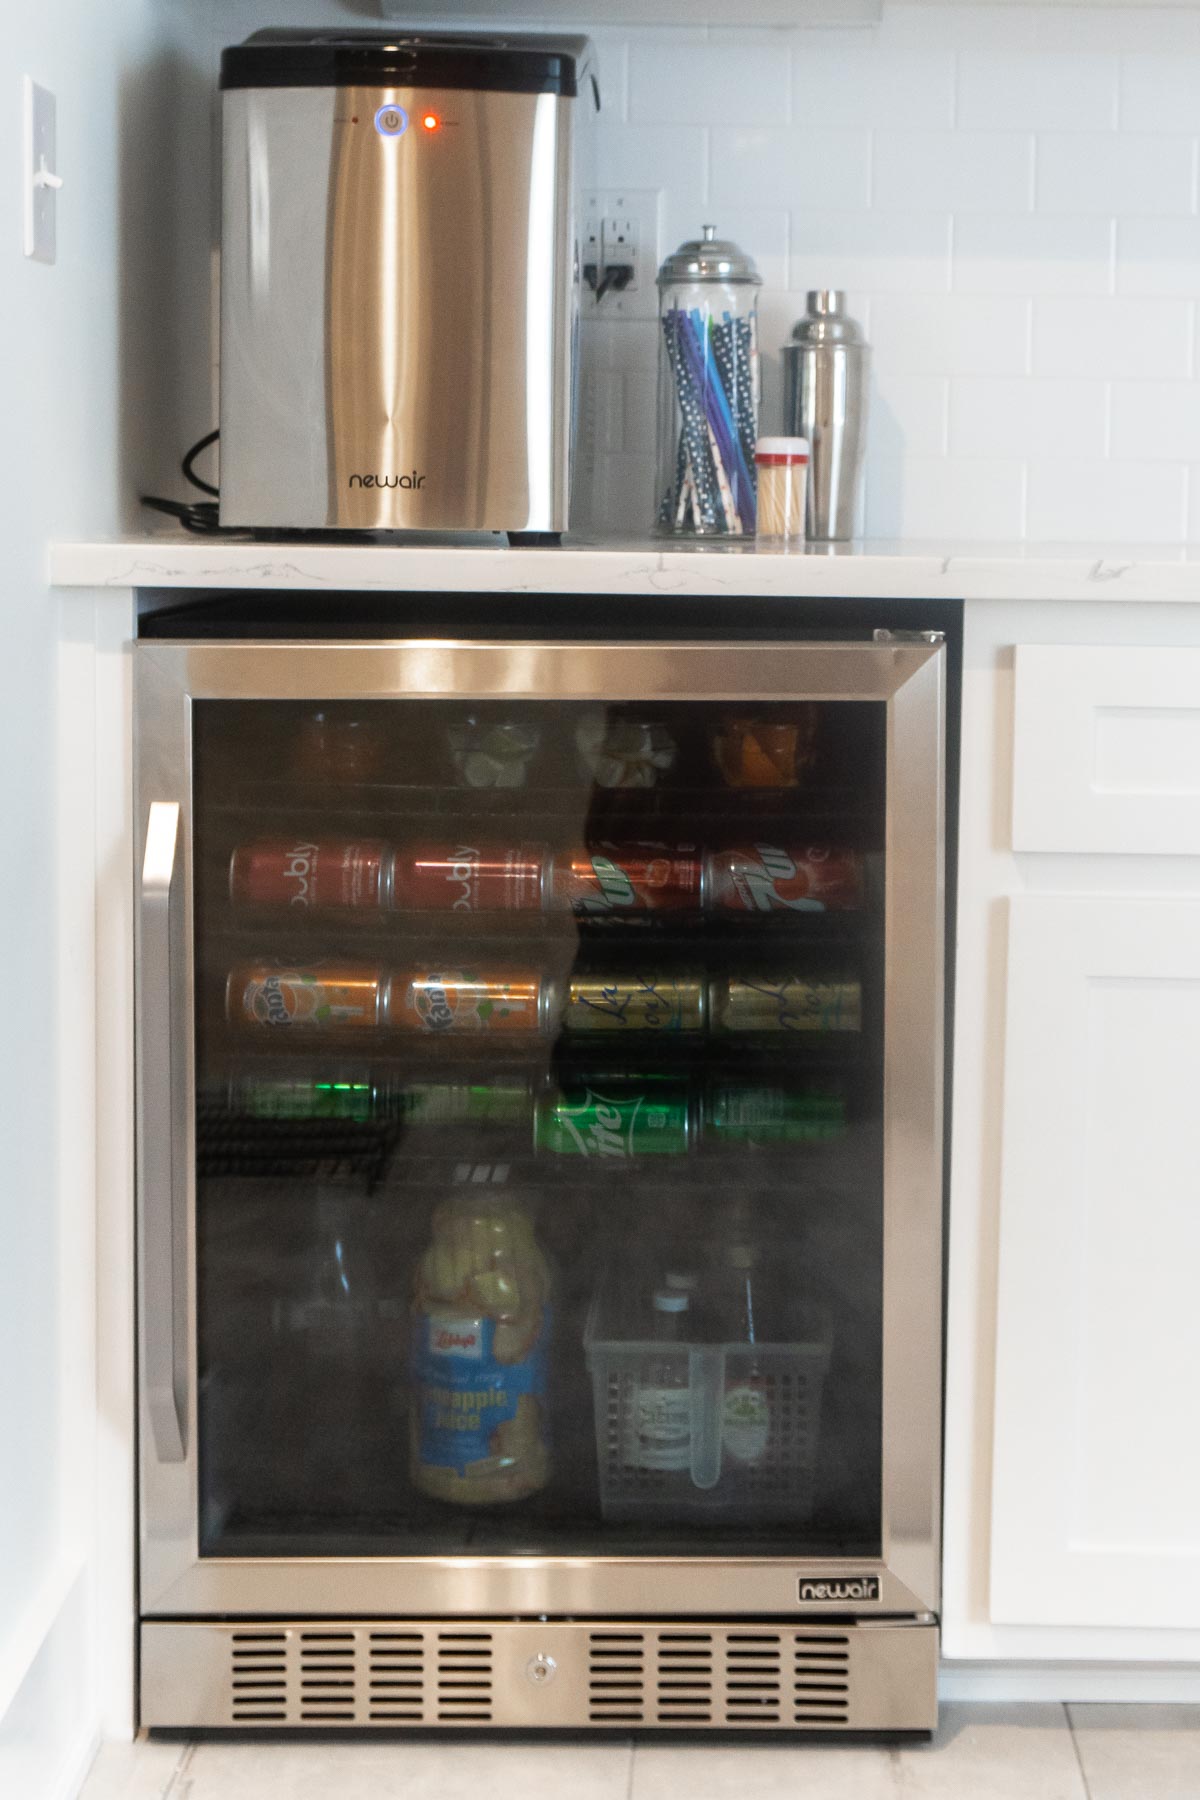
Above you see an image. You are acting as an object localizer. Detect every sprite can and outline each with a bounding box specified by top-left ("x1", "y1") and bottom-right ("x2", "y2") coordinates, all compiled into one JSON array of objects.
[
  {"x1": 705, "y1": 1083, "x2": 848, "y2": 1143},
  {"x1": 397, "y1": 1081, "x2": 531, "y2": 1127},
  {"x1": 232, "y1": 1074, "x2": 379, "y2": 1121},
  {"x1": 535, "y1": 1082, "x2": 692, "y2": 1157}
]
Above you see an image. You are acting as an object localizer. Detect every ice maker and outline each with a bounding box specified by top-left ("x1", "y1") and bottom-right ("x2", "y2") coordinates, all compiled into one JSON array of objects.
[{"x1": 218, "y1": 31, "x2": 595, "y2": 539}]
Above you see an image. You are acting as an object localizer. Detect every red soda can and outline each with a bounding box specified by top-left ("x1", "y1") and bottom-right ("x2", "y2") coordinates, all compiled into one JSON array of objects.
[
  {"x1": 391, "y1": 842, "x2": 547, "y2": 912},
  {"x1": 229, "y1": 838, "x2": 392, "y2": 910},
  {"x1": 706, "y1": 844, "x2": 864, "y2": 914},
  {"x1": 551, "y1": 843, "x2": 705, "y2": 916}
]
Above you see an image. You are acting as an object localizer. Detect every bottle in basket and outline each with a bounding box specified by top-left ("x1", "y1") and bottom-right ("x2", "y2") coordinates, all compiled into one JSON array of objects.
[
  {"x1": 632, "y1": 1290, "x2": 693, "y2": 1473},
  {"x1": 719, "y1": 1242, "x2": 771, "y2": 1468}
]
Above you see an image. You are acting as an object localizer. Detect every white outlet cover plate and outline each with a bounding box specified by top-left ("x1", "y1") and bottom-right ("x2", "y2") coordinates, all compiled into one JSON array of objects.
[
  {"x1": 582, "y1": 188, "x2": 661, "y2": 321},
  {"x1": 23, "y1": 77, "x2": 58, "y2": 264}
]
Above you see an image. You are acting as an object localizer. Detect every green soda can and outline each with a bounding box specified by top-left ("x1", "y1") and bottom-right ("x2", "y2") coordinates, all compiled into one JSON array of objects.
[
  {"x1": 535, "y1": 1082, "x2": 692, "y2": 1157},
  {"x1": 232, "y1": 1074, "x2": 378, "y2": 1121},
  {"x1": 396, "y1": 1081, "x2": 531, "y2": 1127},
  {"x1": 705, "y1": 1083, "x2": 848, "y2": 1144}
]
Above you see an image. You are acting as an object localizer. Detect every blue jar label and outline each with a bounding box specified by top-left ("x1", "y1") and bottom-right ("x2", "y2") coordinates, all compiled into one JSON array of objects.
[{"x1": 412, "y1": 1308, "x2": 548, "y2": 1478}]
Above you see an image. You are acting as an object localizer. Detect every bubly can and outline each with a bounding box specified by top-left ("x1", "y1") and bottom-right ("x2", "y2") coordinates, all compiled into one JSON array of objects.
[
  {"x1": 228, "y1": 838, "x2": 392, "y2": 910},
  {"x1": 391, "y1": 843, "x2": 548, "y2": 913}
]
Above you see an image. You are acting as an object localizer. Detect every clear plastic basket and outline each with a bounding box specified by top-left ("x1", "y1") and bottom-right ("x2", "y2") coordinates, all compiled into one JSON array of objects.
[{"x1": 584, "y1": 1279, "x2": 832, "y2": 1524}]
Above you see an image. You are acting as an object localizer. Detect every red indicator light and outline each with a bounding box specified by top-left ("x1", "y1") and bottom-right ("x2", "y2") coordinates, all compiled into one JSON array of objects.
[{"x1": 422, "y1": 113, "x2": 441, "y2": 132}]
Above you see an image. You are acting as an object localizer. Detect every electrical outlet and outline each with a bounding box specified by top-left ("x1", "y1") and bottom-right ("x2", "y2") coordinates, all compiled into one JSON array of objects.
[{"x1": 581, "y1": 189, "x2": 661, "y2": 320}]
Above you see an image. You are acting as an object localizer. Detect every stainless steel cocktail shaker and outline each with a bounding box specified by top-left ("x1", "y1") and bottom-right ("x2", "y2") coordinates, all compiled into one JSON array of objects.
[{"x1": 782, "y1": 291, "x2": 869, "y2": 542}]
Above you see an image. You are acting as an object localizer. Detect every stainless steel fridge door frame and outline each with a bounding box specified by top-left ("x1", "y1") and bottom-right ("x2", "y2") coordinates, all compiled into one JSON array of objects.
[{"x1": 136, "y1": 636, "x2": 944, "y2": 1620}]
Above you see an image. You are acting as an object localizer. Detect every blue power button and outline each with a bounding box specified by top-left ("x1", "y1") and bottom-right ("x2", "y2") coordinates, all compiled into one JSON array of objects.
[{"x1": 374, "y1": 104, "x2": 408, "y2": 137}]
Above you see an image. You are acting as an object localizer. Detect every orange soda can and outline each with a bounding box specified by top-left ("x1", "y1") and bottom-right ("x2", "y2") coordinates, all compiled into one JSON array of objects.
[
  {"x1": 391, "y1": 968, "x2": 555, "y2": 1035},
  {"x1": 227, "y1": 964, "x2": 389, "y2": 1029}
]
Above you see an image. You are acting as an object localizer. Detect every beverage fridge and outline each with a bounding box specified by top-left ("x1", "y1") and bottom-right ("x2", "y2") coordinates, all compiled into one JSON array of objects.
[{"x1": 135, "y1": 595, "x2": 952, "y2": 1734}]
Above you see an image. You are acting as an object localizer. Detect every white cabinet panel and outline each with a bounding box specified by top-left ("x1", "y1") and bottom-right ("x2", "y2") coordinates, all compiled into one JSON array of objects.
[
  {"x1": 1012, "y1": 646, "x2": 1200, "y2": 853},
  {"x1": 991, "y1": 895, "x2": 1200, "y2": 1629}
]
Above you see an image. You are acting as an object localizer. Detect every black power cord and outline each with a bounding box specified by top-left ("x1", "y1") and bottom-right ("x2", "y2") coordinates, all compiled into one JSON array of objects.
[{"x1": 141, "y1": 428, "x2": 224, "y2": 533}]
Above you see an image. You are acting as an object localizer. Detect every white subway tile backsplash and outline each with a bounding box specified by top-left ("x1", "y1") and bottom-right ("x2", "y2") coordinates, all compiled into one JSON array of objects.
[
  {"x1": 709, "y1": 128, "x2": 870, "y2": 213},
  {"x1": 952, "y1": 214, "x2": 1114, "y2": 295},
  {"x1": 1110, "y1": 381, "x2": 1200, "y2": 461},
  {"x1": 864, "y1": 455, "x2": 1026, "y2": 538},
  {"x1": 872, "y1": 131, "x2": 1033, "y2": 214},
  {"x1": 592, "y1": 127, "x2": 709, "y2": 208},
  {"x1": 790, "y1": 210, "x2": 951, "y2": 295},
  {"x1": 1033, "y1": 297, "x2": 1193, "y2": 377},
  {"x1": 1119, "y1": 54, "x2": 1200, "y2": 133},
  {"x1": 578, "y1": 10, "x2": 1200, "y2": 545},
  {"x1": 1036, "y1": 132, "x2": 1195, "y2": 216},
  {"x1": 957, "y1": 51, "x2": 1118, "y2": 133},
  {"x1": 792, "y1": 45, "x2": 956, "y2": 130},
  {"x1": 1116, "y1": 218, "x2": 1200, "y2": 297},
  {"x1": 949, "y1": 377, "x2": 1108, "y2": 459},
  {"x1": 629, "y1": 42, "x2": 791, "y2": 127},
  {"x1": 871, "y1": 295, "x2": 1030, "y2": 376},
  {"x1": 871, "y1": 375, "x2": 950, "y2": 457},
  {"x1": 1025, "y1": 459, "x2": 1187, "y2": 542}
]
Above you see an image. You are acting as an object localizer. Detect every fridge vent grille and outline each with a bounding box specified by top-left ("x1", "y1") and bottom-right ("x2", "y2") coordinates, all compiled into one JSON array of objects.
[
  {"x1": 230, "y1": 1631, "x2": 289, "y2": 1724},
  {"x1": 586, "y1": 1628, "x2": 852, "y2": 1728},
  {"x1": 435, "y1": 1631, "x2": 494, "y2": 1723},
  {"x1": 588, "y1": 1631, "x2": 647, "y2": 1724},
  {"x1": 221, "y1": 1623, "x2": 851, "y2": 1729},
  {"x1": 297, "y1": 1630, "x2": 357, "y2": 1723},
  {"x1": 794, "y1": 1634, "x2": 852, "y2": 1725},
  {"x1": 367, "y1": 1631, "x2": 426, "y2": 1724}
]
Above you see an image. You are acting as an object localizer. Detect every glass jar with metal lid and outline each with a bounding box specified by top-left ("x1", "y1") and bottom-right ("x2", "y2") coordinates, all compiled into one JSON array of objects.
[{"x1": 654, "y1": 225, "x2": 761, "y2": 539}]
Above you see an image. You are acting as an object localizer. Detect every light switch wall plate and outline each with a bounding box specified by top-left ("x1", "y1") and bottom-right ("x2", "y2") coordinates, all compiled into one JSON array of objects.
[{"x1": 23, "y1": 76, "x2": 61, "y2": 264}]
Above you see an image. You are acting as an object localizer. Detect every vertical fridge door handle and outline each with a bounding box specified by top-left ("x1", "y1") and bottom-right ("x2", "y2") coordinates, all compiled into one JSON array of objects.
[{"x1": 140, "y1": 801, "x2": 187, "y2": 1463}]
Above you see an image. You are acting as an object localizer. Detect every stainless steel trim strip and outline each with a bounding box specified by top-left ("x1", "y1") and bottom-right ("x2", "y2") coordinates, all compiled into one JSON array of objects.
[
  {"x1": 141, "y1": 1617, "x2": 939, "y2": 1733},
  {"x1": 139, "y1": 801, "x2": 187, "y2": 1463}
]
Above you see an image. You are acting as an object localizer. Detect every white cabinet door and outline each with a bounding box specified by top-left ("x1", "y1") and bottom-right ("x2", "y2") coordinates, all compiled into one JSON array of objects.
[
  {"x1": 1013, "y1": 645, "x2": 1200, "y2": 854},
  {"x1": 990, "y1": 895, "x2": 1200, "y2": 1629}
]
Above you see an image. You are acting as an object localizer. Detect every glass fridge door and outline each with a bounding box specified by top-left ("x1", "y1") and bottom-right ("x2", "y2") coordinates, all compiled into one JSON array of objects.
[{"x1": 136, "y1": 638, "x2": 944, "y2": 1620}]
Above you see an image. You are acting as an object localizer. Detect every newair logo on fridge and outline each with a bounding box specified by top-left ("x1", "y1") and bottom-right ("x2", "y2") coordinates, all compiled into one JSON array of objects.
[{"x1": 798, "y1": 1576, "x2": 881, "y2": 1603}]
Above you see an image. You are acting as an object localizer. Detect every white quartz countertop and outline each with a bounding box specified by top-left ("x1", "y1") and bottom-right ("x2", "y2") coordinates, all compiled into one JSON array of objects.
[{"x1": 47, "y1": 533, "x2": 1200, "y2": 604}]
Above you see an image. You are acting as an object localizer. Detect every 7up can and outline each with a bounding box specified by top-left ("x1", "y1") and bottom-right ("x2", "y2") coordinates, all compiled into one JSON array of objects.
[
  {"x1": 550, "y1": 844, "x2": 704, "y2": 916},
  {"x1": 534, "y1": 1083, "x2": 692, "y2": 1157}
]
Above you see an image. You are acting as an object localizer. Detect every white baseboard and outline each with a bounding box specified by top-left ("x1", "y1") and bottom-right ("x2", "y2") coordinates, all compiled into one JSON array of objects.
[{"x1": 940, "y1": 1661, "x2": 1200, "y2": 1704}]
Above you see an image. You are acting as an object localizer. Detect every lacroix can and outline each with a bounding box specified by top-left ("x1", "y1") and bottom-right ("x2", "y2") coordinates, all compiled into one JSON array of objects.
[
  {"x1": 706, "y1": 844, "x2": 864, "y2": 914},
  {"x1": 550, "y1": 844, "x2": 705, "y2": 917},
  {"x1": 391, "y1": 843, "x2": 548, "y2": 913},
  {"x1": 227, "y1": 965, "x2": 389, "y2": 1030},
  {"x1": 535, "y1": 1082, "x2": 692, "y2": 1156},
  {"x1": 392, "y1": 968, "x2": 554, "y2": 1035},
  {"x1": 564, "y1": 974, "x2": 706, "y2": 1034},
  {"x1": 710, "y1": 975, "x2": 861, "y2": 1035},
  {"x1": 229, "y1": 839, "x2": 393, "y2": 910}
]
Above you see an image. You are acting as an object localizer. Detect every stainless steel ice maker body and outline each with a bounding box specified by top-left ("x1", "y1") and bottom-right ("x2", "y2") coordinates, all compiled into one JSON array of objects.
[{"x1": 218, "y1": 33, "x2": 592, "y2": 534}]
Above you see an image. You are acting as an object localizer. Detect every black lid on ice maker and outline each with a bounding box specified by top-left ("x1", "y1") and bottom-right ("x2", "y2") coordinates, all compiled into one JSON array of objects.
[{"x1": 220, "y1": 29, "x2": 593, "y2": 96}]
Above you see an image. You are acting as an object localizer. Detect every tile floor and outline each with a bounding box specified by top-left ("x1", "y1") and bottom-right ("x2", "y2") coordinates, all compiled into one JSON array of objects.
[{"x1": 77, "y1": 1704, "x2": 1200, "y2": 1800}]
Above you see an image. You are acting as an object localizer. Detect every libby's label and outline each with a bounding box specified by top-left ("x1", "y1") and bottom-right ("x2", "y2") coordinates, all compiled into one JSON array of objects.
[{"x1": 412, "y1": 1308, "x2": 548, "y2": 1478}]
